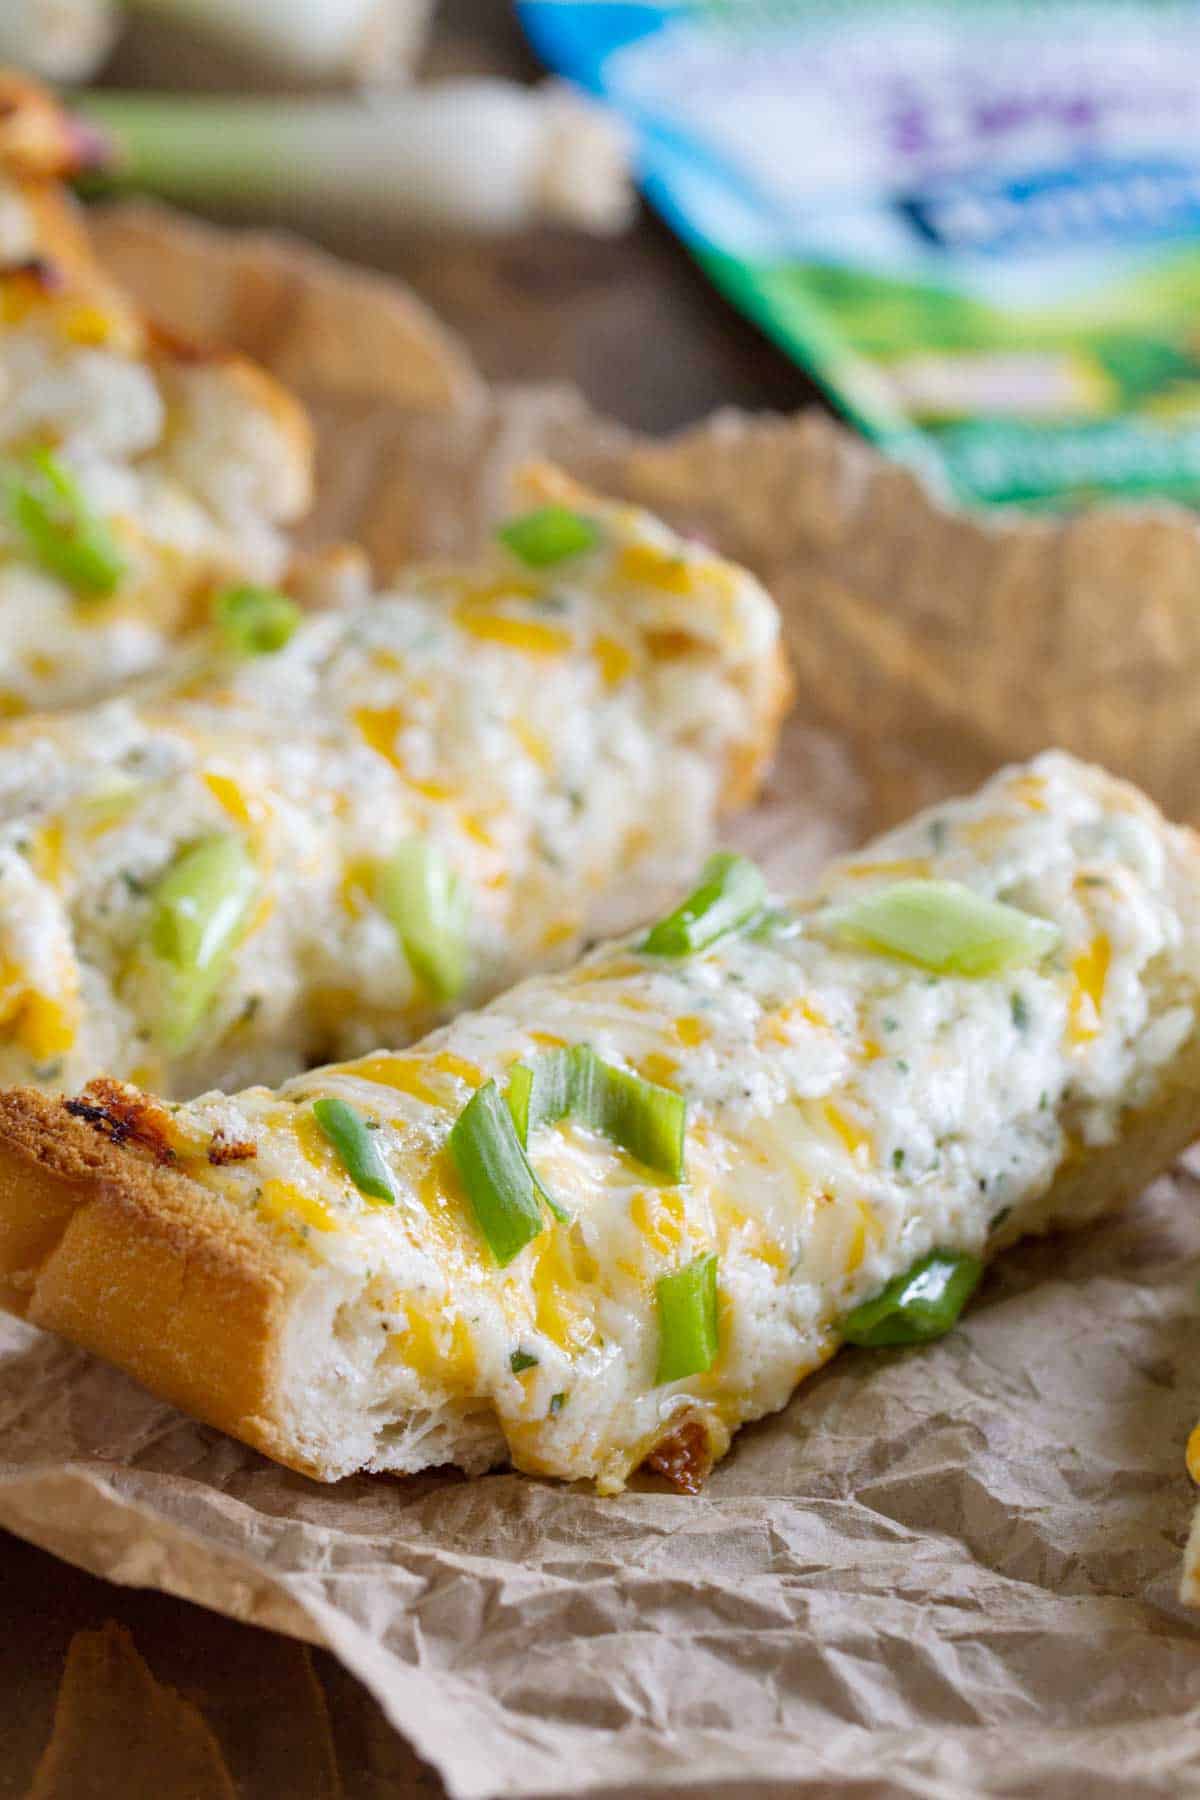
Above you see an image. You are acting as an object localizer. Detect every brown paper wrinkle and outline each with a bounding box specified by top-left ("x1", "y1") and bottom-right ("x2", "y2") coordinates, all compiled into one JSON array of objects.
[{"x1": 0, "y1": 202, "x2": 1197, "y2": 1799}]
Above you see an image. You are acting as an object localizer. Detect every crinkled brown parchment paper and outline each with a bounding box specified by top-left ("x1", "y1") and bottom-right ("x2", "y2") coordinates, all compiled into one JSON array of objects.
[{"x1": 2, "y1": 202, "x2": 1200, "y2": 1800}]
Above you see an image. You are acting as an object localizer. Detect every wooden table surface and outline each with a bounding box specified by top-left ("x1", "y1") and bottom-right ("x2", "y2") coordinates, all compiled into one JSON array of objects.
[{"x1": 2, "y1": 6, "x2": 825, "y2": 1795}]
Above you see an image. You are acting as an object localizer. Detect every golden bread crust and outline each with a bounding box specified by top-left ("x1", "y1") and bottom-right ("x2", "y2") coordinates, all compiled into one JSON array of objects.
[
  {"x1": 4, "y1": 1017, "x2": 1200, "y2": 1490},
  {"x1": 5, "y1": 180, "x2": 120, "y2": 290},
  {"x1": 722, "y1": 635, "x2": 794, "y2": 811},
  {"x1": 0, "y1": 1087, "x2": 311, "y2": 1475},
  {"x1": 0, "y1": 74, "x2": 104, "y2": 181}
]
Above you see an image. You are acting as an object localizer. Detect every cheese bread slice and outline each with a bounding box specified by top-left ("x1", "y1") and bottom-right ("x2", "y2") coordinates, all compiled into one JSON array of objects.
[
  {"x1": 0, "y1": 465, "x2": 787, "y2": 1098},
  {"x1": 0, "y1": 751, "x2": 1196, "y2": 1493},
  {"x1": 0, "y1": 72, "x2": 314, "y2": 713}
]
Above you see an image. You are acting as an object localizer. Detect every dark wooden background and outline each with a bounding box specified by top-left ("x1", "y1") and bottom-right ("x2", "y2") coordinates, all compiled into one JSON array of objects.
[{"x1": 2, "y1": 6, "x2": 825, "y2": 1795}]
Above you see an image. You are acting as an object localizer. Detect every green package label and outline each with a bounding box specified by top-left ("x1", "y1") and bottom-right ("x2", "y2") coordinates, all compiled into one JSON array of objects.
[{"x1": 522, "y1": 1, "x2": 1200, "y2": 508}]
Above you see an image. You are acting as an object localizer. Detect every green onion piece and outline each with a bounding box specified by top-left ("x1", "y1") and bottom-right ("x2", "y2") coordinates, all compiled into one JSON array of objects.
[
  {"x1": 841, "y1": 1250, "x2": 983, "y2": 1348},
  {"x1": 506, "y1": 1048, "x2": 578, "y2": 1146},
  {"x1": 507, "y1": 1044, "x2": 686, "y2": 1182},
  {"x1": 655, "y1": 1252, "x2": 720, "y2": 1384},
  {"x1": 312, "y1": 1097, "x2": 395, "y2": 1205},
  {"x1": 503, "y1": 1058, "x2": 572, "y2": 1231},
  {"x1": 641, "y1": 852, "x2": 768, "y2": 958},
  {"x1": 5, "y1": 448, "x2": 125, "y2": 598},
  {"x1": 213, "y1": 583, "x2": 301, "y2": 656},
  {"x1": 506, "y1": 1062, "x2": 535, "y2": 1144},
  {"x1": 503, "y1": 1060, "x2": 572, "y2": 1222},
  {"x1": 579, "y1": 1052, "x2": 686, "y2": 1181},
  {"x1": 497, "y1": 505, "x2": 600, "y2": 568},
  {"x1": 378, "y1": 839, "x2": 470, "y2": 1003},
  {"x1": 449, "y1": 1080, "x2": 546, "y2": 1267},
  {"x1": 822, "y1": 879, "x2": 1060, "y2": 976},
  {"x1": 510, "y1": 1349, "x2": 538, "y2": 1374},
  {"x1": 147, "y1": 833, "x2": 259, "y2": 1051}
]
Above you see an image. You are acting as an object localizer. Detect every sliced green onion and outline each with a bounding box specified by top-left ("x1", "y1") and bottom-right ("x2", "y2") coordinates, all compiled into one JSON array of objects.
[
  {"x1": 80, "y1": 86, "x2": 634, "y2": 235},
  {"x1": 506, "y1": 1044, "x2": 686, "y2": 1181},
  {"x1": 5, "y1": 448, "x2": 125, "y2": 599},
  {"x1": 655, "y1": 1252, "x2": 720, "y2": 1384},
  {"x1": 510, "y1": 1349, "x2": 538, "y2": 1374},
  {"x1": 378, "y1": 839, "x2": 470, "y2": 1004},
  {"x1": 147, "y1": 833, "x2": 258, "y2": 1051},
  {"x1": 841, "y1": 1250, "x2": 983, "y2": 1348},
  {"x1": 312, "y1": 1097, "x2": 395, "y2": 1205},
  {"x1": 506, "y1": 1048, "x2": 577, "y2": 1145},
  {"x1": 503, "y1": 1061, "x2": 571, "y2": 1222},
  {"x1": 580, "y1": 1053, "x2": 686, "y2": 1181},
  {"x1": 213, "y1": 583, "x2": 301, "y2": 656},
  {"x1": 449, "y1": 1080, "x2": 547, "y2": 1268},
  {"x1": 641, "y1": 852, "x2": 768, "y2": 958},
  {"x1": 822, "y1": 879, "x2": 1059, "y2": 977},
  {"x1": 497, "y1": 505, "x2": 600, "y2": 568},
  {"x1": 150, "y1": 835, "x2": 257, "y2": 966},
  {"x1": 506, "y1": 1061, "x2": 535, "y2": 1145}
]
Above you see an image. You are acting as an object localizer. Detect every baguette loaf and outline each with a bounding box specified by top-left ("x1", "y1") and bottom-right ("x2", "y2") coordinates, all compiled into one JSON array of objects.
[
  {"x1": 0, "y1": 462, "x2": 788, "y2": 1098},
  {"x1": 1, "y1": 751, "x2": 1196, "y2": 1493},
  {"x1": 0, "y1": 71, "x2": 314, "y2": 713}
]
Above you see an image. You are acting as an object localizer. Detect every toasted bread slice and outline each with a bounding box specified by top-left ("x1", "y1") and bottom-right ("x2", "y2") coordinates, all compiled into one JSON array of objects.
[
  {"x1": 0, "y1": 752, "x2": 1196, "y2": 1493},
  {"x1": 0, "y1": 72, "x2": 314, "y2": 712},
  {"x1": 0, "y1": 464, "x2": 786, "y2": 1098}
]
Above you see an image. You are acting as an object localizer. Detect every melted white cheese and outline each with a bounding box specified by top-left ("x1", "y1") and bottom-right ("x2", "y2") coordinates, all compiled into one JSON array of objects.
[
  {"x1": 0, "y1": 285, "x2": 296, "y2": 712},
  {"x1": 0, "y1": 491, "x2": 778, "y2": 1097},
  {"x1": 161, "y1": 752, "x2": 1200, "y2": 1491}
]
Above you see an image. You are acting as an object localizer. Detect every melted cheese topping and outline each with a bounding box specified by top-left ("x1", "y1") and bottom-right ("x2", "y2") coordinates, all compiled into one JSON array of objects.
[
  {"x1": 165, "y1": 753, "x2": 1200, "y2": 1491},
  {"x1": 0, "y1": 266, "x2": 298, "y2": 713},
  {"x1": 0, "y1": 489, "x2": 778, "y2": 1097}
]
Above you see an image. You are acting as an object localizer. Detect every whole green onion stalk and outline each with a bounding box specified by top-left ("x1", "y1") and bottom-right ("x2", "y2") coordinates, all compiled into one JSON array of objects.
[
  {"x1": 124, "y1": 0, "x2": 433, "y2": 86},
  {"x1": 79, "y1": 81, "x2": 635, "y2": 235},
  {"x1": 0, "y1": 0, "x2": 118, "y2": 82}
]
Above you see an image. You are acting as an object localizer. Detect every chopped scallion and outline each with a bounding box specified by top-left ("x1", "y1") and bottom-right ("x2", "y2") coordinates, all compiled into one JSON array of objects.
[
  {"x1": 378, "y1": 839, "x2": 470, "y2": 1003},
  {"x1": 582, "y1": 1053, "x2": 686, "y2": 1181},
  {"x1": 504, "y1": 1057, "x2": 571, "y2": 1221},
  {"x1": 506, "y1": 1061, "x2": 535, "y2": 1144},
  {"x1": 449, "y1": 1080, "x2": 546, "y2": 1267},
  {"x1": 147, "y1": 833, "x2": 259, "y2": 1051},
  {"x1": 510, "y1": 1349, "x2": 539, "y2": 1374},
  {"x1": 497, "y1": 505, "x2": 600, "y2": 568},
  {"x1": 641, "y1": 852, "x2": 767, "y2": 958},
  {"x1": 214, "y1": 583, "x2": 301, "y2": 656},
  {"x1": 506, "y1": 1047, "x2": 578, "y2": 1144},
  {"x1": 506, "y1": 1043, "x2": 686, "y2": 1181},
  {"x1": 312, "y1": 1097, "x2": 395, "y2": 1205},
  {"x1": 841, "y1": 1250, "x2": 983, "y2": 1348},
  {"x1": 5, "y1": 447, "x2": 125, "y2": 599},
  {"x1": 655, "y1": 1252, "x2": 720, "y2": 1384},
  {"x1": 822, "y1": 879, "x2": 1059, "y2": 977}
]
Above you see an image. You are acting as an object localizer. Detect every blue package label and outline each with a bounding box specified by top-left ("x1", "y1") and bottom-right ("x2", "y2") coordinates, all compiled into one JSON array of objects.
[{"x1": 521, "y1": 0, "x2": 1200, "y2": 507}]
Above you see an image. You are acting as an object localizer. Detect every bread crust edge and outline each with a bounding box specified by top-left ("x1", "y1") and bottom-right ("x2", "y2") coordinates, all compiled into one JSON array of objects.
[
  {"x1": 4, "y1": 1026, "x2": 1200, "y2": 1493},
  {"x1": 0, "y1": 1088, "x2": 318, "y2": 1476}
]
